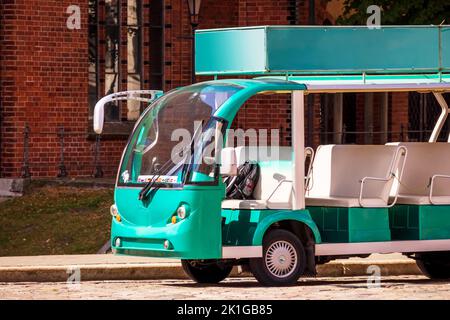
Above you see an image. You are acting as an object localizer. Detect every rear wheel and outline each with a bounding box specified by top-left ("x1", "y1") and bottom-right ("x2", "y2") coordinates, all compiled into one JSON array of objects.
[
  {"x1": 249, "y1": 229, "x2": 306, "y2": 286},
  {"x1": 416, "y1": 252, "x2": 450, "y2": 279},
  {"x1": 181, "y1": 260, "x2": 233, "y2": 284}
]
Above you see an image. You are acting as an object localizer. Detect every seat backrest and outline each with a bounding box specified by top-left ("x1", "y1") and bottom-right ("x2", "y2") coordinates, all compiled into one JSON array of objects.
[
  {"x1": 388, "y1": 142, "x2": 450, "y2": 197},
  {"x1": 234, "y1": 146, "x2": 293, "y2": 204},
  {"x1": 307, "y1": 144, "x2": 400, "y2": 201}
]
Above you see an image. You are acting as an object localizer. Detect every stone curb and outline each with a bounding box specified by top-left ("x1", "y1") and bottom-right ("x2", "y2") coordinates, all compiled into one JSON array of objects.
[
  {"x1": 0, "y1": 260, "x2": 420, "y2": 283},
  {"x1": 316, "y1": 260, "x2": 420, "y2": 277}
]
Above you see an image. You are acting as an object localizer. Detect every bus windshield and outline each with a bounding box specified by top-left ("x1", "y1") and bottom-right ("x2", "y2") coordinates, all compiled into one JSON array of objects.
[{"x1": 117, "y1": 83, "x2": 242, "y2": 187}]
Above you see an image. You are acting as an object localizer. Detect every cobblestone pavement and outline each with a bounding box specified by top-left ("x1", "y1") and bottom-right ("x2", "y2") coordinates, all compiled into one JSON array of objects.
[{"x1": 0, "y1": 276, "x2": 449, "y2": 300}]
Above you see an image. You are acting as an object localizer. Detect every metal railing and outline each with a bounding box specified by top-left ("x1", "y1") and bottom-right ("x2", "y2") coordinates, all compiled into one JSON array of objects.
[
  {"x1": 310, "y1": 124, "x2": 440, "y2": 146},
  {"x1": 18, "y1": 123, "x2": 445, "y2": 179},
  {"x1": 19, "y1": 123, "x2": 118, "y2": 179}
]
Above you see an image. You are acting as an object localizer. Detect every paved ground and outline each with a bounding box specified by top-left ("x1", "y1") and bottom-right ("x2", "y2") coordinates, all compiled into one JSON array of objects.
[
  {"x1": 0, "y1": 253, "x2": 410, "y2": 267},
  {"x1": 0, "y1": 253, "x2": 420, "y2": 282},
  {"x1": 1, "y1": 276, "x2": 449, "y2": 300},
  {"x1": 0, "y1": 254, "x2": 172, "y2": 267}
]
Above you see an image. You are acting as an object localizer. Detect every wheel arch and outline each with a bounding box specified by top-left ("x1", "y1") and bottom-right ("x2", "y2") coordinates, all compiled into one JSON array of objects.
[{"x1": 252, "y1": 210, "x2": 321, "y2": 246}]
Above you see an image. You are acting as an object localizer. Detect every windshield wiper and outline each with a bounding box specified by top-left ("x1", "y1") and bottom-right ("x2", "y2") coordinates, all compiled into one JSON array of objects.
[
  {"x1": 137, "y1": 171, "x2": 161, "y2": 201},
  {"x1": 138, "y1": 153, "x2": 182, "y2": 201},
  {"x1": 138, "y1": 120, "x2": 204, "y2": 201}
]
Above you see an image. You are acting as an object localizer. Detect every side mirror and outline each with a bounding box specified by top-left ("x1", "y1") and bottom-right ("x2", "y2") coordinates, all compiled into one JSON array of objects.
[
  {"x1": 93, "y1": 90, "x2": 164, "y2": 134},
  {"x1": 93, "y1": 96, "x2": 107, "y2": 134},
  {"x1": 220, "y1": 147, "x2": 237, "y2": 176}
]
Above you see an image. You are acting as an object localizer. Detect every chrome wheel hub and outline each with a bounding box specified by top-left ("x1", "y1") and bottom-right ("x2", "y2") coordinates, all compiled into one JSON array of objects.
[{"x1": 265, "y1": 240, "x2": 298, "y2": 278}]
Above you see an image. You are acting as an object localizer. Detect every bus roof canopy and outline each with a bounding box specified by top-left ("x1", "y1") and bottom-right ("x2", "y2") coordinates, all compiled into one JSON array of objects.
[
  {"x1": 261, "y1": 74, "x2": 450, "y2": 93},
  {"x1": 195, "y1": 26, "x2": 450, "y2": 78}
]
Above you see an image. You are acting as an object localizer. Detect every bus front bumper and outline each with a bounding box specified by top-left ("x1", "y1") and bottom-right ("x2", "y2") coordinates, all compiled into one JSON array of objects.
[{"x1": 110, "y1": 217, "x2": 222, "y2": 259}]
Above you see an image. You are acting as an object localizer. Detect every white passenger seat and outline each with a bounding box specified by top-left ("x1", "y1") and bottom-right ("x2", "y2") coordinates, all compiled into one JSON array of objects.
[
  {"x1": 221, "y1": 146, "x2": 294, "y2": 210},
  {"x1": 305, "y1": 144, "x2": 406, "y2": 208},
  {"x1": 388, "y1": 142, "x2": 450, "y2": 205}
]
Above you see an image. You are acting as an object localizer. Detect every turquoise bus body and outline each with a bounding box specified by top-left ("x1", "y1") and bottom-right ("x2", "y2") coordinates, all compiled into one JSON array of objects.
[{"x1": 110, "y1": 26, "x2": 450, "y2": 261}]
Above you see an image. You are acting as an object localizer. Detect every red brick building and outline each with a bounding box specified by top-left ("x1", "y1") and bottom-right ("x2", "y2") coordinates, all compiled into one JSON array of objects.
[{"x1": 0, "y1": 0, "x2": 440, "y2": 180}]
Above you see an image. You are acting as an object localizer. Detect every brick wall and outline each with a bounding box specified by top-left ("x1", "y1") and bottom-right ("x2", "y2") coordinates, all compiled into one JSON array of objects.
[
  {"x1": 230, "y1": 0, "x2": 329, "y2": 148},
  {"x1": 164, "y1": 0, "x2": 239, "y2": 90},
  {"x1": 0, "y1": 1, "x2": 124, "y2": 178},
  {"x1": 231, "y1": 0, "x2": 293, "y2": 147},
  {"x1": 391, "y1": 92, "x2": 409, "y2": 142},
  {"x1": 0, "y1": 0, "x2": 411, "y2": 179}
]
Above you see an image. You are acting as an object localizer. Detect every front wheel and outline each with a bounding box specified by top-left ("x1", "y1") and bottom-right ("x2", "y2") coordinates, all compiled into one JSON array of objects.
[
  {"x1": 249, "y1": 229, "x2": 306, "y2": 286},
  {"x1": 181, "y1": 260, "x2": 233, "y2": 284},
  {"x1": 416, "y1": 252, "x2": 450, "y2": 279}
]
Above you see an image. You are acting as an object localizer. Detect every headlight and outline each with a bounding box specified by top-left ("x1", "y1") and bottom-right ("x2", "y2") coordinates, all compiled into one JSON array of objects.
[
  {"x1": 176, "y1": 204, "x2": 190, "y2": 219},
  {"x1": 110, "y1": 204, "x2": 118, "y2": 217},
  {"x1": 110, "y1": 204, "x2": 121, "y2": 222},
  {"x1": 177, "y1": 206, "x2": 186, "y2": 219}
]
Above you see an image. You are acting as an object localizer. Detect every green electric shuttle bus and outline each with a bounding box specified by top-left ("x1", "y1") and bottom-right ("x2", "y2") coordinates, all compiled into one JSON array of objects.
[{"x1": 94, "y1": 26, "x2": 450, "y2": 286}]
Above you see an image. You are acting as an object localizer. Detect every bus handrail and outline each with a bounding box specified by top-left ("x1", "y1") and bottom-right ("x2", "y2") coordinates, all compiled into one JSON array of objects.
[
  {"x1": 429, "y1": 174, "x2": 450, "y2": 205},
  {"x1": 358, "y1": 146, "x2": 407, "y2": 208},
  {"x1": 266, "y1": 179, "x2": 293, "y2": 205},
  {"x1": 304, "y1": 147, "x2": 315, "y2": 192},
  {"x1": 359, "y1": 176, "x2": 394, "y2": 208}
]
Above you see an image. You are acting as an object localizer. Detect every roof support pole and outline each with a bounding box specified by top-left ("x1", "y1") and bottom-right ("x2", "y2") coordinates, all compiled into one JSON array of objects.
[
  {"x1": 429, "y1": 92, "x2": 449, "y2": 142},
  {"x1": 380, "y1": 93, "x2": 389, "y2": 144},
  {"x1": 292, "y1": 90, "x2": 305, "y2": 210},
  {"x1": 364, "y1": 93, "x2": 374, "y2": 144},
  {"x1": 333, "y1": 93, "x2": 343, "y2": 144},
  {"x1": 306, "y1": 95, "x2": 314, "y2": 147}
]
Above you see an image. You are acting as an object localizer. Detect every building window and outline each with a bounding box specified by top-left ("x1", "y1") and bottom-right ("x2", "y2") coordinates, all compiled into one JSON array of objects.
[
  {"x1": 88, "y1": 0, "x2": 163, "y2": 126},
  {"x1": 88, "y1": 0, "x2": 99, "y2": 120},
  {"x1": 127, "y1": 0, "x2": 143, "y2": 120},
  {"x1": 104, "y1": 0, "x2": 121, "y2": 121},
  {"x1": 149, "y1": 0, "x2": 164, "y2": 90}
]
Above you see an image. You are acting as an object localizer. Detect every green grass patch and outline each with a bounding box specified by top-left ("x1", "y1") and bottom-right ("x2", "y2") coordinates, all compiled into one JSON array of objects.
[{"x1": 0, "y1": 184, "x2": 113, "y2": 256}]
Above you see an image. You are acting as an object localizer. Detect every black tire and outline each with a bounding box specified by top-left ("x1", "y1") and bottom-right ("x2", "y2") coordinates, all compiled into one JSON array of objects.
[
  {"x1": 416, "y1": 252, "x2": 450, "y2": 279},
  {"x1": 181, "y1": 260, "x2": 233, "y2": 284},
  {"x1": 249, "y1": 229, "x2": 306, "y2": 286}
]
